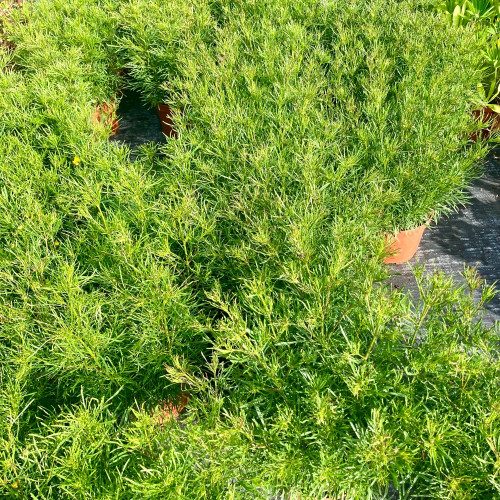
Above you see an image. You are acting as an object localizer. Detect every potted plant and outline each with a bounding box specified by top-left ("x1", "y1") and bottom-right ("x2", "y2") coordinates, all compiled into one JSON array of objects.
[
  {"x1": 8, "y1": 0, "x2": 124, "y2": 109},
  {"x1": 0, "y1": 0, "x2": 22, "y2": 19},
  {"x1": 2, "y1": 1, "x2": 500, "y2": 498},
  {"x1": 315, "y1": 0, "x2": 490, "y2": 264},
  {"x1": 116, "y1": 0, "x2": 216, "y2": 137},
  {"x1": 0, "y1": 0, "x2": 23, "y2": 51}
]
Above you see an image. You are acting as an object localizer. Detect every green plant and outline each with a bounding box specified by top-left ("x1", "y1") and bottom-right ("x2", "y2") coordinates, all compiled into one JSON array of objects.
[
  {"x1": 476, "y1": 22, "x2": 500, "y2": 110},
  {"x1": 7, "y1": 0, "x2": 124, "y2": 103},
  {"x1": 316, "y1": 0, "x2": 487, "y2": 232},
  {"x1": 438, "y1": 0, "x2": 500, "y2": 26},
  {"x1": 0, "y1": 0, "x2": 498, "y2": 498},
  {"x1": 0, "y1": 0, "x2": 21, "y2": 18},
  {"x1": 115, "y1": 0, "x2": 216, "y2": 108},
  {"x1": 439, "y1": 0, "x2": 471, "y2": 26},
  {"x1": 0, "y1": 0, "x2": 21, "y2": 53},
  {"x1": 436, "y1": 0, "x2": 500, "y2": 111}
]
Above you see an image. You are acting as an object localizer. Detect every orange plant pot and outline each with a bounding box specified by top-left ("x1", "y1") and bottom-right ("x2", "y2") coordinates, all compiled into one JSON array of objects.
[
  {"x1": 114, "y1": 68, "x2": 130, "y2": 98},
  {"x1": 156, "y1": 103, "x2": 177, "y2": 138},
  {"x1": 384, "y1": 223, "x2": 427, "y2": 264},
  {"x1": 92, "y1": 102, "x2": 119, "y2": 138},
  {"x1": 153, "y1": 393, "x2": 189, "y2": 425},
  {"x1": 470, "y1": 106, "x2": 498, "y2": 142}
]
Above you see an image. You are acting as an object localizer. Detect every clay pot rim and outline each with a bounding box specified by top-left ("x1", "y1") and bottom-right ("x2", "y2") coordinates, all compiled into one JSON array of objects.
[
  {"x1": 383, "y1": 214, "x2": 434, "y2": 265},
  {"x1": 151, "y1": 393, "x2": 190, "y2": 425},
  {"x1": 156, "y1": 103, "x2": 185, "y2": 112},
  {"x1": 470, "y1": 105, "x2": 500, "y2": 141}
]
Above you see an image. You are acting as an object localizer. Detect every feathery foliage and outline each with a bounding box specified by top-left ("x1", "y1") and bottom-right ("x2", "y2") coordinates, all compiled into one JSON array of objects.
[{"x1": 0, "y1": 0, "x2": 498, "y2": 498}]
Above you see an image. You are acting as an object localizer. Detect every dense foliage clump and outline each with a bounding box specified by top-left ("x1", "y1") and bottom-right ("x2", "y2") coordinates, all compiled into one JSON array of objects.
[
  {"x1": 0, "y1": 0, "x2": 498, "y2": 498},
  {"x1": 438, "y1": 0, "x2": 500, "y2": 108}
]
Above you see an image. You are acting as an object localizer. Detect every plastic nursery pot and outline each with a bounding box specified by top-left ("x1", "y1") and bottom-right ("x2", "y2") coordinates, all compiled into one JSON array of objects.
[
  {"x1": 92, "y1": 102, "x2": 119, "y2": 138},
  {"x1": 153, "y1": 393, "x2": 189, "y2": 426},
  {"x1": 470, "y1": 106, "x2": 499, "y2": 142},
  {"x1": 156, "y1": 103, "x2": 177, "y2": 138},
  {"x1": 384, "y1": 223, "x2": 427, "y2": 265}
]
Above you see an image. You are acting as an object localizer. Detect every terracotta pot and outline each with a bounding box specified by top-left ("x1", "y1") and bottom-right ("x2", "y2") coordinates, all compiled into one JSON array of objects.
[
  {"x1": 156, "y1": 103, "x2": 177, "y2": 138},
  {"x1": 384, "y1": 223, "x2": 427, "y2": 264},
  {"x1": 92, "y1": 102, "x2": 119, "y2": 138},
  {"x1": 470, "y1": 106, "x2": 498, "y2": 142},
  {"x1": 153, "y1": 393, "x2": 189, "y2": 425}
]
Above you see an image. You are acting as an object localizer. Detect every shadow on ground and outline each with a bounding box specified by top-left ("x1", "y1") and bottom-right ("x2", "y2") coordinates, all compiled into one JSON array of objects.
[{"x1": 110, "y1": 89, "x2": 165, "y2": 155}]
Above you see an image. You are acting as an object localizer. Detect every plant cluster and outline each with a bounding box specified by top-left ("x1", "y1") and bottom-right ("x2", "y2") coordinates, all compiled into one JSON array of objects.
[
  {"x1": 115, "y1": 0, "x2": 216, "y2": 108},
  {"x1": 438, "y1": 0, "x2": 500, "y2": 26},
  {"x1": 437, "y1": 0, "x2": 500, "y2": 107},
  {"x1": 0, "y1": 0, "x2": 21, "y2": 52},
  {"x1": 0, "y1": 0, "x2": 498, "y2": 498}
]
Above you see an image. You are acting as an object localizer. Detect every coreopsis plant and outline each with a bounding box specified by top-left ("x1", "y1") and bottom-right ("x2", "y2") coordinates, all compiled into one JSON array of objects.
[
  {"x1": 116, "y1": 0, "x2": 216, "y2": 108},
  {"x1": 313, "y1": 0, "x2": 489, "y2": 232},
  {"x1": 8, "y1": 0, "x2": 123, "y2": 103},
  {"x1": 132, "y1": 0, "x2": 498, "y2": 496},
  {"x1": 0, "y1": 0, "x2": 499, "y2": 498},
  {"x1": 0, "y1": 0, "x2": 21, "y2": 19},
  {"x1": 0, "y1": 0, "x2": 22, "y2": 52}
]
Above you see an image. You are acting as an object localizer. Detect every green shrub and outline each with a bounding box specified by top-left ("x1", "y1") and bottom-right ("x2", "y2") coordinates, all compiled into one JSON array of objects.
[
  {"x1": 2, "y1": 264, "x2": 497, "y2": 498},
  {"x1": 314, "y1": 0, "x2": 488, "y2": 231},
  {"x1": 0, "y1": 0, "x2": 499, "y2": 498},
  {"x1": 124, "y1": 0, "x2": 488, "y2": 232},
  {"x1": 116, "y1": 0, "x2": 217, "y2": 108},
  {"x1": 7, "y1": 0, "x2": 123, "y2": 103},
  {"x1": 113, "y1": 0, "x2": 498, "y2": 496}
]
